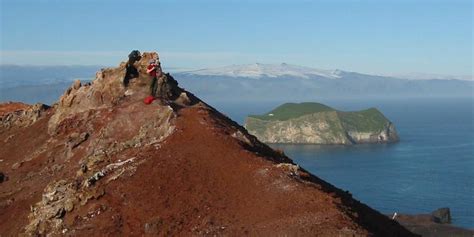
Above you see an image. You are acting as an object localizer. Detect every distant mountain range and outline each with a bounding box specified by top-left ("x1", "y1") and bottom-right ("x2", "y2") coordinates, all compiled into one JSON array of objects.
[
  {"x1": 0, "y1": 64, "x2": 472, "y2": 104},
  {"x1": 0, "y1": 65, "x2": 101, "y2": 104},
  {"x1": 181, "y1": 63, "x2": 343, "y2": 79},
  {"x1": 175, "y1": 64, "x2": 473, "y2": 102},
  {"x1": 0, "y1": 65, "x2": 101, "y2": 88},
  {"x1": 179, "y1": 63, "x2": 472, "y2": 81},
  {"x1": 383, "y1": 72, "x2": 472, "y2": 81}
]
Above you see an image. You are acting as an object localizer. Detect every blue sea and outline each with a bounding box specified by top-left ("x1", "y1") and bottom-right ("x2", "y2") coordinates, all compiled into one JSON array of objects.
[{"x1": 211, "y1": 97, "x2": 474, "y2": 228}]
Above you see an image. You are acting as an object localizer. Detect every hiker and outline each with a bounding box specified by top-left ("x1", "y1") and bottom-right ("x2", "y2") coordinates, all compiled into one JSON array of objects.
[
  {"x1": 123, "y1": 50, "x2": 141, "y2": 87},
  {"x1": 147, "y1": 59, "x2": 162, "y2": 97},
  {"x1": 158, "y1": 73, "x2": 179, "y2": 100}
]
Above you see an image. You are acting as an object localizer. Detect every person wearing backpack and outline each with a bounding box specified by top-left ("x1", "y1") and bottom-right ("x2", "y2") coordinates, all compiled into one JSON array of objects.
[
  {"x1": 146, "y1": 59, "x2": 162, "y2": 97},
  {"x1": 123, "y1": 50, "x2": 141, "y2": 87}
]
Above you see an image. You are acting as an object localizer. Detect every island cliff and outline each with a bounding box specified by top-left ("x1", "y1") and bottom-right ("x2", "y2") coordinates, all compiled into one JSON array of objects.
[
  {"x1": 0, "y1": 52, "x2": 414, "y2": 236},
  {"x1": 245, "y1": 102, "x2": 399, "y2": 144}
]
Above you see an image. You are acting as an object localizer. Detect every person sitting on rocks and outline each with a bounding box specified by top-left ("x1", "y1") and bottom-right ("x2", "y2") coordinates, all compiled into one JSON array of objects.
[
  {"x1": 146, "y1": 59, "x2": 162, "y2": 97},
  {"x1": 123, "y1": 50, "x2": 141, "y2": 87}
]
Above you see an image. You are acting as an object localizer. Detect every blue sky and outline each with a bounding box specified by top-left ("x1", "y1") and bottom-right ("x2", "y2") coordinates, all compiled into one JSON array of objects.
[{"x1": 1, "y1": 0, "x2": 472, "y2": 76}]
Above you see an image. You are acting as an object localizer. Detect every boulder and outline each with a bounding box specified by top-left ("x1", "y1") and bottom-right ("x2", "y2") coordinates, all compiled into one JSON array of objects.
[
  {"x1": 431, "y1": 207, "x2": 451, "y2": 224},
  {"x1": 175, "y1": 92, "x2": 191, "y2": 106},
  {"x1": 156, "y1": 73, "x2": 183, "y2": 100},
  {"x1": 72, "y1": 80, "x2": 82, "y2": 90}
]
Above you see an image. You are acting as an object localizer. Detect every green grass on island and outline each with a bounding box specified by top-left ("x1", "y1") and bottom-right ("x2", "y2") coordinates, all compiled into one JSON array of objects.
[
  {"x1": 338, "y1": 108, "x2": 389, "y2": 132},
  {"x1": 248, "y1": 102, "x2": 390, "y2": 133},
  {"x1": 249, "y1": 102, "x2": 335, "y2": 121}
]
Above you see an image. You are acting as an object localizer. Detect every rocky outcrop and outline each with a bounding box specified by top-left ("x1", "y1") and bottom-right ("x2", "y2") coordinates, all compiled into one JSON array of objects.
[
  {"x1": 390, "y1": 208, "x2": 472, "y2": 237},
  {"x1": 48, "y1": 52, "x2": 183, "y2": 134},
  {"x1": 431, "y1": 207, "x2": 451, "y2": 224},
  {"x1": 245, "y1": 103, "x2": 399, "y2": 145},
  {"x1": 0, "y1": 102, "x2": 50, "y2": 129},
  {"x1": 0, "y1": 52, "x2": 415, "y2": 236}
]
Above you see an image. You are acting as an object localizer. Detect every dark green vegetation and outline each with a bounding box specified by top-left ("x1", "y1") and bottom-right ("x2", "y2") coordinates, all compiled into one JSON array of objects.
[
  {"x1": 249, "y1": 102, "x2": 335, "y2": 121},
  {"x1": 338, "y1": 108, "x2": 389, "y2": 133}
]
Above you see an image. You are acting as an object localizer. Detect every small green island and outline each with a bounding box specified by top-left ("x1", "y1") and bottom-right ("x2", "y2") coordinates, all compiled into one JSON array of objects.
[{"x1": 244, "y1": 102, "x2": 399, "y2": 145}]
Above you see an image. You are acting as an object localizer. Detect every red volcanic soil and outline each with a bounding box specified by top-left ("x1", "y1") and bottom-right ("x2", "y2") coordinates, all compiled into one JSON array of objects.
[
  {"x1": 0, "y1": 103, "x2": 416, "y2": 236},
  {"x1": 0, "y1": 52, "x2": 417, "y2": 236}
]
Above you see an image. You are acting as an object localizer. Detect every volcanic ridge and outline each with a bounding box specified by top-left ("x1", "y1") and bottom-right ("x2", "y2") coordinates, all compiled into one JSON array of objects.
[{"x1": 0, "y1": 52, "x2": 417, "y2": 236}]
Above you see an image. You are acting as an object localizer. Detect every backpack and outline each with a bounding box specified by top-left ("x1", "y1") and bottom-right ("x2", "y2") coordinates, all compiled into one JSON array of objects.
[
  {"x1": 128, "y1": 50, "x2": 141, "y2": 62},
  {"x1": 143, "y1": 95, "x2": 155, "y2": 105}
]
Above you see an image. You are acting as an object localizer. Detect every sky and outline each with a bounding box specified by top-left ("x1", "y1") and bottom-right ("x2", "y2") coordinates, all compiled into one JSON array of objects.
[{"x1": 0, "y1": 0, "x2": 472, "y2": 76}]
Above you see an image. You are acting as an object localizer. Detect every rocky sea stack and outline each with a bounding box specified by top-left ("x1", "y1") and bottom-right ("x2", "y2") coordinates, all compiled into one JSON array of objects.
[
  {"x1": 0, "y1": 52, "x2": 414, "y2": 236},
  {"x1": 245, "y1": 102, "x2": 399, "y2": 145}
]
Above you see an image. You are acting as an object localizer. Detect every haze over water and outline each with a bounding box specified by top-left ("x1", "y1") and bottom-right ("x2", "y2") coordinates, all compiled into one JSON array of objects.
[{"x1": 213, "y1": 97, "x2": 474, "y2": 228}]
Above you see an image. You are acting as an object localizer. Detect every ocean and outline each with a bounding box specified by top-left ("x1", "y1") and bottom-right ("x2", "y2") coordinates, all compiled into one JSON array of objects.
[{"x1": 211, "y1": 97, "x2": 474, "y2": 228}]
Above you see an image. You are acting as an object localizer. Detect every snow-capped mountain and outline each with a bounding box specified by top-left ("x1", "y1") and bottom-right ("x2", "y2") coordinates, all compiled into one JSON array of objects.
[{"x1": 180, "y1": 63, "x2": 342, "y2": 79}]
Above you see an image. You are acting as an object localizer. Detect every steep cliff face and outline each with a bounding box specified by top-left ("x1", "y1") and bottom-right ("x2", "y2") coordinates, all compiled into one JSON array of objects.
[
  {"x1": 345, "y1": 122, "x2": 398, "y2": 144},
  {"x1": 0, "y1": 52, "x2": 413, "y2": 236},
  {"x1": 245, "y1": 103, "x2": 399, "y2": 144},
  {"x1": 246, "y1": 111, "x2": 353, "y2": 144}
]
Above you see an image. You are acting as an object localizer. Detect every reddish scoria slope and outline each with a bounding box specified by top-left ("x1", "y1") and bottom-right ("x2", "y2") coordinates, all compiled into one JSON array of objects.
[{"x1": 0, "y1": 52, "x2": 417, "y2": 236}]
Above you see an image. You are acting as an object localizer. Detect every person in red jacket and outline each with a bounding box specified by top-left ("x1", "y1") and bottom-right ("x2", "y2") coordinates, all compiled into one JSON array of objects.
[{"x1": 146, "y1": 59, "x2": 162, "y2": 97}]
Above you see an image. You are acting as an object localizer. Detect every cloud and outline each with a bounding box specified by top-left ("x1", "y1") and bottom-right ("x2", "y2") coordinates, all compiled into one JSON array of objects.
[{"x1": 0, "y1": 50, "x2": 262, "y2": 67}]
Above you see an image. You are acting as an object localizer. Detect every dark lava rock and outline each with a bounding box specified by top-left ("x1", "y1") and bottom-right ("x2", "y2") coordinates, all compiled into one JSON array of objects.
[
  {"x1": 389, "y1": 208, "x2": 473, "y2": 237},
  {"x1": 431, "y1": 207, "x2": 451, "y2": 224},
  {"x1": 0, "y1": 172, "x2": 5, "y2": 183}
]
